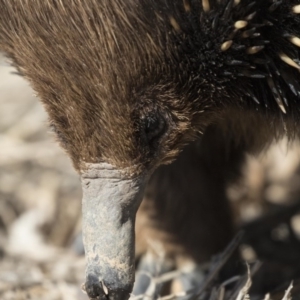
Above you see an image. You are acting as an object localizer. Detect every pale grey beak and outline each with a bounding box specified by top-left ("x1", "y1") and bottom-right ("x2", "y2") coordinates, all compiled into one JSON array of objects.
[{"x1": 81, "y1": 163, "x2": 146, "y2": 300}]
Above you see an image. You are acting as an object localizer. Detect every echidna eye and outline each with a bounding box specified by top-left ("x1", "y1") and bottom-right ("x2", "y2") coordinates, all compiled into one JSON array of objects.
[{"x1": 142, "y1": 114, "x2": 166, "y2": 145}]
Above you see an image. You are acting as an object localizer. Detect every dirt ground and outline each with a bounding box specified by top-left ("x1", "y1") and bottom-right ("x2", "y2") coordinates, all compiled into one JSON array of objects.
[
  {"x1": 2, "y1": 52, "x2": 300, "y2": 300},
  {"x1": 0, "y1": 53, "x2": 87, "y2": 300}
]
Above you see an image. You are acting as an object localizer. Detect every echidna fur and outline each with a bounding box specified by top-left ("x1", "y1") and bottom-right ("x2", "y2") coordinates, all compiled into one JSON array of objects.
[
  {"x1": 0, "y1": 0, "x2": 299, "y2": 167},
  {"x1": 0, "y1": 1, "x2": 300, "y2": 299},
  {"x1": 170, "y1": 0, "x2": 300, "y2": 115}
]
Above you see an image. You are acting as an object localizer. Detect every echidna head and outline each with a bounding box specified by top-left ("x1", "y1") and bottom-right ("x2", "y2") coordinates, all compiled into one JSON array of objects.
[{"x1": 0, "y1": 0, "x2": 299, "y2": 299}]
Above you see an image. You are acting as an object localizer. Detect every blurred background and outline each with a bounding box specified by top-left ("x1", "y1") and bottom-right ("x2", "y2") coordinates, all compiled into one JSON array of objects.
[
  {"x1": 2, "y1": 52, "x2": 300, "y2": 299},
  {"x1": 0, "y1": 53, "x2": 86, "y2": 300}
]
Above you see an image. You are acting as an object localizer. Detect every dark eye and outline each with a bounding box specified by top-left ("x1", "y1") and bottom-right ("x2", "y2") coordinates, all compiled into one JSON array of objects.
[{"x1": 142, "y1": 114, "x2": 166, "y2": 144}]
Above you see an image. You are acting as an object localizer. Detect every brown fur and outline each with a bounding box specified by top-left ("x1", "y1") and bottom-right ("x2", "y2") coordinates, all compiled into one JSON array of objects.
[
  {"x1": 1, "y1": 0, "x2": 300, "y2": 285},
  {"x1": 135, "y1": 109, "x2": 285, "y2": 266},
  {"x1": 1, "y1": 0, "x2": 299, "y2": 173},
  {"x1": 0, "y1": 0, "x2": 211, "y2": 174}
]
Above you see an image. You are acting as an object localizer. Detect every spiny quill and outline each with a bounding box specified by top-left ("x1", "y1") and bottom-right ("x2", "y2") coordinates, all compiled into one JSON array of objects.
[{"x1": 169, "y1": 0, "x2": 300, "y2": 114}]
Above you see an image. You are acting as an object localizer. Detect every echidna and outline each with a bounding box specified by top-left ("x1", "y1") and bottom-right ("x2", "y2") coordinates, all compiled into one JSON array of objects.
[{"x1": 0, "y1": 0, "x2": 300, "y2": 299}]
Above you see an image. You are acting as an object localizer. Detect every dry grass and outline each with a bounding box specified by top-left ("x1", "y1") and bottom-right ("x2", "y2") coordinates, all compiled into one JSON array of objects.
[{"x1": 0, "y1": 53, "x2": 85, "y2": 300}]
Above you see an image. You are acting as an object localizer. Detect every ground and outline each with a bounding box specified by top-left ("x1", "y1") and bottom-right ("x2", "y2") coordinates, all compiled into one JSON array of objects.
[
  {"x1": 0, "y1": 53, "x2": 86, "y2": 300},
  {"x1": 1, "y1": 52, "x2": 300, "y2": 300}
]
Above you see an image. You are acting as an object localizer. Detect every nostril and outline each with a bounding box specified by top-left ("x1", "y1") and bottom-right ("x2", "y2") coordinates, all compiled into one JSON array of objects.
[
  {"x1": 85, "y1": 274, "x2": 107, "y2": 300},
  {"x1": 83, "y1": 272, "x2": 132, "y2": 300}
]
